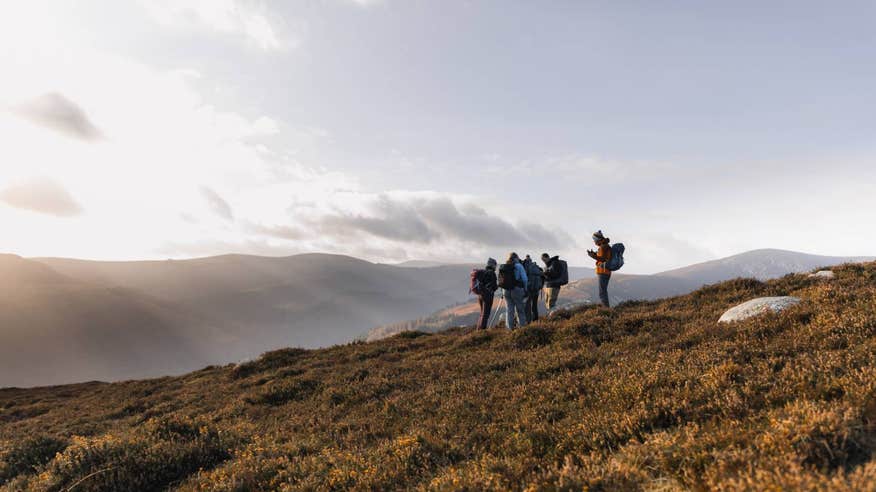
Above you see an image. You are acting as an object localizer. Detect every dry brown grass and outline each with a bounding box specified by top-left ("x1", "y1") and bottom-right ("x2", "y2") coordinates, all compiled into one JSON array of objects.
[{"x1": 2, "y1": 263, "x2": 876, "y2": 490}]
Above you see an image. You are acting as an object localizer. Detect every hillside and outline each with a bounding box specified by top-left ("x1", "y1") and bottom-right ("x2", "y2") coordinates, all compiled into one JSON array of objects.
[
  {"x1": 2, "y1": 262, "x2": 876, "y2": 490},
  {"x1": 0, "y1": 254, "x2": 482, "y2": 387},
  {"x1": 0, "y1": 255, "x2": 229, "y2": 388},
  {"x1": 369, "y1": 249, "x2": 872, "y2": 340},
  {"x1": 1, "y1": 252, "x2": 591, "y2": 388},
  {"x1": 34, "y1": 254, "x2": 475, "y2": 351}
]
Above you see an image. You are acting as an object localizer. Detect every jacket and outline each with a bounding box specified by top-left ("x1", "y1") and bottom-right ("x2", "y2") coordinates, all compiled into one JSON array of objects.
[
  {"x1": 481, "y1": 269, "x2": 498, "y2": 295},
  {"x1": 543, "y1": 256, "x2": 563, "y2": 288},
  {"x1": 590, "y1": 243, "x2": 612, "y2": 276},
  {"x1": 513, "y1": 261, "x2": 528, "y2": 288}
]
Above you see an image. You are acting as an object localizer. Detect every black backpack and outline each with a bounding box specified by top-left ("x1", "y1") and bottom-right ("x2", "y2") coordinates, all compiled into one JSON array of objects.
[
  {"x1": 557, "y1": 259, "x2": 569, "y2": 286},
  {"x1": 497, "y1": 263, "x2": 518, "y2": 290}
]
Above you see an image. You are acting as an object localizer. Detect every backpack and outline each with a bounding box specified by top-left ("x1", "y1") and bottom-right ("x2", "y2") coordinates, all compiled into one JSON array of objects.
[
  {"x1": 497, "y1": 263, "x2": 519, "y2": 290},
  {"x1": 557, "y1": 259, "x2": 569, "y2": 286},
  {"x1": 470, "y1": 269, "x2": 485, "y2": 295},
  {"x1": 606, "y1": 243, "x2": 625, "y2": 271},
  {"x1": 527, "y1": 262, "x2": 544, "y2": 292}
]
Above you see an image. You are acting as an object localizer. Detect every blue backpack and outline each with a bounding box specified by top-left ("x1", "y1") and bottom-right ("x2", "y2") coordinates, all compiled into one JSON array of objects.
[{"x1": 606, "y1": 243, "x2": 625, "y2": 271}]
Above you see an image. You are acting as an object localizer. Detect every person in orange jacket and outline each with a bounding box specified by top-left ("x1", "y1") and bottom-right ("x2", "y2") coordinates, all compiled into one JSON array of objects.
[{"x1": 587, "y1": 230, "x2": 612, "y2": 307}]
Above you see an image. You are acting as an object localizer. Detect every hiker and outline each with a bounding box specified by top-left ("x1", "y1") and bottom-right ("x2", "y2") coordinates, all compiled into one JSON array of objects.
[
  {"x1": 588, "y1": 230, "x2": 612, "y2": 307},
  {"x1": 541, "y1": 253, "x2": 569, "y2": 313},
  {"x1": 523, "y1": 255, "x2": 544, "y2": 321},
  {"x1": 470, "y1": 258, "x2": 499, "y2": 330},
  {"x1": 498, "y1": 252, "x2": 528, "y2": 328}
]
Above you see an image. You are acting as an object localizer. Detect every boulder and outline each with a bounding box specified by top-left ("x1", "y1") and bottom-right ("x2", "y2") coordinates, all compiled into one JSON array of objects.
[
  {"x1": 718, "y1": 296, "x2": 801, "y2": 323},
  {"x1": 546, "y1": 301, "x2": 589, "y2": 318},
  {"x1": 808, "y1": 270, "x2": 835, "y2": 280}
]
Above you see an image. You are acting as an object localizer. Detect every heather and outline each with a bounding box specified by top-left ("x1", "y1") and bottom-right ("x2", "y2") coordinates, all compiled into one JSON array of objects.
[{"x1": 2, "y1": 263, "x2": 876, "y2": 491}]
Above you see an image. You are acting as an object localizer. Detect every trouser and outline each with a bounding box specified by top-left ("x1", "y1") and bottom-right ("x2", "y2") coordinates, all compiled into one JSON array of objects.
[
  {"x1": 525, "y1": 289, "x2": 540, "y2": 321},
  {"x1": 544, "y1": 286, "x2": 560, "y2": 310},
  {"x1": 477, "y1": 294, "x2": 494, "y2": 330},
  {"x1": 598, "y1": 273, "x2": 611, "y2": 307},
  {"x1": 504, "y1": 287, "x2": 527, "y2": 329}
]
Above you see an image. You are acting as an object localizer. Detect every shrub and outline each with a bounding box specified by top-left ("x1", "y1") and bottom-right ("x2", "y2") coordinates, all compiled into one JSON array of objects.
[
  {"x1": 510, "y1": 326, "x2": 552, "y2": 350},
  {"x1": 246, "y1": 379, "x2": 321, "y2": 406},
  {"x1": 0, "y1": 435, "x2": 67, "y2": 483}
]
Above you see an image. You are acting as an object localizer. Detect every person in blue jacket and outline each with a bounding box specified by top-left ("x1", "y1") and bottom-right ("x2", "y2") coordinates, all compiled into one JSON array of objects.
[{"x1": 498, "y1": 252, "x2": 528, "y2": 329}]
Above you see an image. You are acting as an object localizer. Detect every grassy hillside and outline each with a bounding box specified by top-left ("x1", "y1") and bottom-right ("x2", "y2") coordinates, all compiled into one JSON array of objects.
[{"x1": 2, "y1": 262, "x2": 876, "y2": 490}]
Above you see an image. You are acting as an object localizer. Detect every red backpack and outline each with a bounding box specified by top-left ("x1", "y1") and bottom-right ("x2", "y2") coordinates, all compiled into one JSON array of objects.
[{"x1": 470, "y1": 269, "x2": 485, "y2": 295}]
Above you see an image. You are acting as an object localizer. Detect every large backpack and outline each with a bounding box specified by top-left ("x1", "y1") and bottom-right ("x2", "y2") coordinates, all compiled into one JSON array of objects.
[
  {"x1": 527, "y1": 262, "x2": 544, "y2": 291},
  {"x1": 469, "y1": 268, "x2": 485, "y2": 295},
  {"x1": 606, "y1": 243, "x2": 625, "y2": 271},
  {"x1": 497, "y1": 263, "x2": 519, "y2": 290},
  {"x1": 557, "y1": 259, "x2": 569, "y2": 286}
]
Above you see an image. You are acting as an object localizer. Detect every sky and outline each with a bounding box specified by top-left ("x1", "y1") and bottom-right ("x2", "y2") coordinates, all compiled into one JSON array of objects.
[{"x1": 1, "y1": 0, "x2": 875, "y2": 274}]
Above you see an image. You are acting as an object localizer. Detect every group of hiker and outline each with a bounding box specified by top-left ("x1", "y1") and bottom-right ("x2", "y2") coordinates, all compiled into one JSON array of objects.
[{"x1": 470, "y1": 230, "x2": 623, "y2": 330}]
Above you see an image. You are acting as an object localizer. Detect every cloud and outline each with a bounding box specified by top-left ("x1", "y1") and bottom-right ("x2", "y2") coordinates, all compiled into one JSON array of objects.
[
  {"x1": 141, "y1": 0, "x2": 282, "y2": 50},
  {"x1": 493, "y1": 154, "x2": 679, "y2": 184},
  {"x1": 309, "y1": 194, "x2": 573, "y2": 250},
  {"x1": 200, "y1": 187, "x2": 234, "y2": 221},
  {"x1": 0, "y1": 177, "x2": 83, "y2": 217},
  {"x1": 244, "y1": 221, "x2": 305, "y2": 240},
  {"x1": 11, "y1": 93, "x2": 103, "y2": 141}
]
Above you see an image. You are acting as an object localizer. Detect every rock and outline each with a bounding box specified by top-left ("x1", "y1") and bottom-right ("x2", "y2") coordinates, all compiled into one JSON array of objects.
[
  {"x1": 808, "y1": 270, "x2": 835, "y2": 280},
  {"x1": 547, "y1": 301, "x2": 589, "y2": 318},
  {"x1": 718, "y1": 296, "x2": 802, "y2": 323}
]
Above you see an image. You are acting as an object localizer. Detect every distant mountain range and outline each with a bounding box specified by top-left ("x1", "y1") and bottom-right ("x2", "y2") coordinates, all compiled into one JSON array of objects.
[
  {"x1": 0, "y1": 249, "x2": 870, "y2": 387},
  {"x1": 367, "y1": 249, "x2": 873, "y2": 341}
]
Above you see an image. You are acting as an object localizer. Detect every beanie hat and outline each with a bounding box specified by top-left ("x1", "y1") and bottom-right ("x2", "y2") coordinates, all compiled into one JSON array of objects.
[
  {"x1": 592, "y1": 230, "x2": 605, "y2": 242},
  {"x1": 486, "y1": 257, "x2": 497, "y2": 269}
]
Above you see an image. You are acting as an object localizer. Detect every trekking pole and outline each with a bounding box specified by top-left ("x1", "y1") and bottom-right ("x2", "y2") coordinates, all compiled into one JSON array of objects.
[
  {"x1": 487, "y1": 295, "x2": 499, "y2": 328},
  {"x1": 488, "y1": 291, "x2": 505, "y2": 328}
]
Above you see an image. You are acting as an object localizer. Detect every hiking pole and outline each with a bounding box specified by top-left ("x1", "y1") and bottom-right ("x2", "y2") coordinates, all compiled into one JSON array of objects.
[
  {"x1": 488, "y1": 291, "x2": 505, "y2": 328},
  {"x1": 487, "y1": 295, "x2": 500, "y2": 328}
]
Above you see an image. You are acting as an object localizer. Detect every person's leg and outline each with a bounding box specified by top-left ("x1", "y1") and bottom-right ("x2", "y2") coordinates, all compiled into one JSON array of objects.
[
  {"x1": 477, "y1": 295, "x2": 490, "y2": 329},
  {"x1": 547, "y1": 287, "x2": 560, "y2": 310},
  {"x1": 504, "y1": 292, "x2": 514, "y2": 328},
  {"x1": 598, "y1": 274, "x2": 611, "y2": 307},
  {"x1": 515, "y1": 288, "x2": 528, "y2": 326},
  {"x1": 528, "y1": 290, "x2": 539, "y2": 321}
]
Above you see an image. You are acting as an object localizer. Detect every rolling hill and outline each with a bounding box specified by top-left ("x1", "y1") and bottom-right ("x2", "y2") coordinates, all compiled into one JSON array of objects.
[
  {"x1": 0, "y1": 254, "x2": 479, "y2": 387},
  {"x1": 368, "y1": 249, "x2": 873, "y2": 340},
  {"x1": 2, "y1": 262, "x2": 875, "y2": 490}
]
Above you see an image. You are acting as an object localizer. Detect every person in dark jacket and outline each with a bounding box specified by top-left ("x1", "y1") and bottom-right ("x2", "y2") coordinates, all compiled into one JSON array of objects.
[
  {"x1": 523, "y1": 255, "x2": 544, "y2": 321},
  {"x1": 541, "y1": 253, "x2": 564, "y2": 312},
  {"x1": 587, "y1": 230, "x2": 612, "y2": 307},
  {"x1": 476, "y1": 258, "x2": 498, "y2": 329}
]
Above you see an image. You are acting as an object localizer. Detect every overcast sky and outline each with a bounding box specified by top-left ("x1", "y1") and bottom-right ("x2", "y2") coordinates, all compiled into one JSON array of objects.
[{"x1": 1, "y1": 1, "x2": 875, "y2": 273}]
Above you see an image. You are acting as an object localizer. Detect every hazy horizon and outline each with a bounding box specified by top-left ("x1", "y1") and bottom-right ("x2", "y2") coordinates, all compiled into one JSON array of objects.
[{"x1": 3, "y1": 1, "x2": 876, "y2": 275}]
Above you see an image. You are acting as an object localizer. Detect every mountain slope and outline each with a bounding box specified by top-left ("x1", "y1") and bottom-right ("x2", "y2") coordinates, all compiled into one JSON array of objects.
[
  {"x1": 659, "y1": 248, "x2": 874, "y2": 284},
  {"x1": 2, "y1": 262, "x2": 876, "y2": 490},
  {"x1": 369, "y1": 249, "x2": 872, "y2": 339},
  {"x1": 1, "y1": 253, "x2": 589, "y2": 387},
  {"x1": 0, "y1": 255, "x2": 230, "y2": 388},
  {"x1": 35, "y1": 253, "x2": 478, "y2": 348}
]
